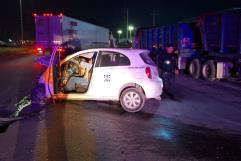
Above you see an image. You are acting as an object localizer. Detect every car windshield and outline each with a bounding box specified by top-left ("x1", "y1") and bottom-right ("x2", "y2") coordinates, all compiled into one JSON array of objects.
[{"x1": 140, "y1": 52, "x2": 156, "y2": 65}]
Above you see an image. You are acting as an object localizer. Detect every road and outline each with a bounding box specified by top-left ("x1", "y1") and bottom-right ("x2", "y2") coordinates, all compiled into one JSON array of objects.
[{"x1": 0, "y1": 51, "x2": 241, "y2": 161}]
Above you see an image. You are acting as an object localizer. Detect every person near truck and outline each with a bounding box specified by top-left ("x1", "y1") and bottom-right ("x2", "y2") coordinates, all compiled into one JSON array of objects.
[{"x1": 156, "y1": 44, "x2": 179, "y2": 86}]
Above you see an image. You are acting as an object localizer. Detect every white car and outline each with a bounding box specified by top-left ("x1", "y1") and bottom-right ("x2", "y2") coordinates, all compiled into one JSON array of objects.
[{"x1": 40, "y1": 48, "x2": 163, "y2": 112}]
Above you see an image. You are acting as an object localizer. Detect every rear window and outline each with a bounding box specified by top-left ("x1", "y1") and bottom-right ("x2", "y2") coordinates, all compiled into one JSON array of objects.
[{"x1": 140, "y1": 52, "x2": 156, "y2": 65}]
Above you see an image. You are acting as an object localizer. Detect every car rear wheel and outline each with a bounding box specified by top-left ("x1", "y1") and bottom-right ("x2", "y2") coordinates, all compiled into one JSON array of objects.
[{"x1": 120, "y1": 87, "x2": 145, "y2": 112}]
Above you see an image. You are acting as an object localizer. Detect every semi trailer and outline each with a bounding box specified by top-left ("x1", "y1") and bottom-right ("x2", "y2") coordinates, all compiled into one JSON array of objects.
[
  {"x1": 34, "y1": 13, "x2": 111, "y2": 55},
  {"x1": 134, "y1": 8, "x2": 241, "y2": 81}
]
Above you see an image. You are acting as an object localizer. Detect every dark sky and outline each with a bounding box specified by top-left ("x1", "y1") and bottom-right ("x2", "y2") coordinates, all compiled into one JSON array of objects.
[{"x1": 0, "y1": 0, "x2": 241, "y2": 40}]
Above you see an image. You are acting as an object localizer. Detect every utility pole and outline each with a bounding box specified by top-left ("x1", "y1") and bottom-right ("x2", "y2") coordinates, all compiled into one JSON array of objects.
[
  {"x1": 153, "y1": 8, "x2": 156, "y2": 26},
  {"x1": 151, "y1": 8, "x2": 159, "y2": 27},
  {"x1": 19, "y1": 0, "x2": 24, "y2": 42},
  {"x1": 126, "y1": 8, "x2": 129, "y2": 40}
]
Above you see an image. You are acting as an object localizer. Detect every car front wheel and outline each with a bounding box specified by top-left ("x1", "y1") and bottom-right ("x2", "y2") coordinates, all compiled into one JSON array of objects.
[{"x1": 120, "y1": 87, "x2": 145, "y2": 112}]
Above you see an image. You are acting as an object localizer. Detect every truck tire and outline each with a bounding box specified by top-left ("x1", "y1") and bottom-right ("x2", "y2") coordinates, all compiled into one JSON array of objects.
[
  {"x1": 189, "y1": 59, "x2": 201, "y2": 79},
  {"x1": 120, "y1": 87, "x2": 145, "y2": 113},
  {"x1": 202, "y1": 60, "x2": 216, "y2": 81}
]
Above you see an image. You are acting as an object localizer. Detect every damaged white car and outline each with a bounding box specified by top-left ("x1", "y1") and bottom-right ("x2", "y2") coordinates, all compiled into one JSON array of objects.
[{"x1": 39, "y1": 47, "x2": 163, "y2": 112}]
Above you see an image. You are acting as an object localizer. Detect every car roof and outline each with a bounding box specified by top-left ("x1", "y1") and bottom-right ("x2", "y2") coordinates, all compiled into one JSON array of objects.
[
  {"x1": 63, "y1": 48, "x2": 150, "y2": 62},
  {"x1": 96, "y1": 48, "x2": 149, "y2": 54}
]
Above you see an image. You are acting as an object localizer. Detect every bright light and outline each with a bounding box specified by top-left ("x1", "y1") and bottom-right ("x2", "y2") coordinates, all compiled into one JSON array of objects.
[
  {"x1": 8, "y1": 39, "x2": 12, "y2": 42},
  {"x1": 36, "y1": 47, "x2": 43, "y2": 54},
  {"x1": 128, "y1": 25, "x2": 134, "y2": 41},
  {"x1": 117, "y1": 30, "x2": 122, "y2": 34},
  {"x1": 117, "y1": 30, "x2": 122, "y2": 40},
  {"x1": 43, "y1": 13, "x2": 53, "y2": 16},
  {"x1": 57, "y1": 47, "x2": 65, "y2": 52},
  {"x1": 128, "y1": 25, "x2": 134, "y2": 31}
]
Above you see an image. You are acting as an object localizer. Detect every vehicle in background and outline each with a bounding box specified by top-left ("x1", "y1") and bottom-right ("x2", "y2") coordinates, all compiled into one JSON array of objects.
[
  {"x1": 39, "y1": 47, "x2": 163, "y2": 112},
  {"x1": 34, "y1": 13, "x2": 112, "y2": 55},
  {"x1": 134, "y1": 8, "x2": 241, "y2": 81},
  {"x1": 0, "y1": 40, "x2": 18, "y2": 47},
  {"x1": 0, "y1": 40, "x2": 7, "y2": 47}
]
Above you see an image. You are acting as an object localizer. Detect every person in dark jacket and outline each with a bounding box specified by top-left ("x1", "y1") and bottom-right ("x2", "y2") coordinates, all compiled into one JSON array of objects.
[{"x1": 156, "y1": 44, "x2": 179, "y2": 86}]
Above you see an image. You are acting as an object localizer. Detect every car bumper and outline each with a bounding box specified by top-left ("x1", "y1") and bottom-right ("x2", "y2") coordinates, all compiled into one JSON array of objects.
[{"x1": 143, "y1": 78, "x2": 163, "y2": 99}]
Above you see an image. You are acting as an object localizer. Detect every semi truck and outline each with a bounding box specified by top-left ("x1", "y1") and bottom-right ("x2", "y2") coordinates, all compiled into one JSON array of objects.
[
  {"x1": 134, "y1": 8, "x2": 241, "y2": 81},
  {"x1": 34, "y1": 13, "x2": 111, "y2": 55}
]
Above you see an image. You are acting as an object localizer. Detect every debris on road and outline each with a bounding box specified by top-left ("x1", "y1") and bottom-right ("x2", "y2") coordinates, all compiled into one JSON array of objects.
[
  {"x1": 13, "y1": 95, "x2": 32, "y2": 117},
  {"x1": 0, "y1": 84, "x2": 49, "y2": 132}
]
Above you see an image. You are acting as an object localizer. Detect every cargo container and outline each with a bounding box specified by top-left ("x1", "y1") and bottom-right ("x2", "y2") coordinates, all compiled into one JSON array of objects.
[
  {"x1": 134, "y1": 8, "x2": 241, "y2": 81},
  {"x1": 34, "y1": 13, "x2": 111, "y2": 55}
]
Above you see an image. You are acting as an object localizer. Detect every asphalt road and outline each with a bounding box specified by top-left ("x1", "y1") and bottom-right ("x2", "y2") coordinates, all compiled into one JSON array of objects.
[{"x1": 0, "y1": 52, "x2": 241, "y2": 161}]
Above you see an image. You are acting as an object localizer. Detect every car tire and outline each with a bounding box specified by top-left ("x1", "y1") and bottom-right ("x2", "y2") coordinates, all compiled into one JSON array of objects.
[
  {"x1": 202, "y1": 60, "x2": 216, "y2": 81},
  {"x1": 189, "y1": 59, "x2": 201, "y2": 79},
  {"x1": 120, "y1": 87, "x2": 145, "y2": 113}
]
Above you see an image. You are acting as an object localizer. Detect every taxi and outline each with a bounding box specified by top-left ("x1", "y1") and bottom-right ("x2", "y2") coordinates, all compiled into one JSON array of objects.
[{"x1": 39, "y1": 48, "x2": 163, "y2": 112}]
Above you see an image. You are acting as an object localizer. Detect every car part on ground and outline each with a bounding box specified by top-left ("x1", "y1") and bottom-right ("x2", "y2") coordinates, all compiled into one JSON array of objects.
[
  {"x1": 13, "y1": 96, "x2": 32, "y2": 117},
  {"x1": 0, "y1": 84, "x2": 49, "y2": 125}
]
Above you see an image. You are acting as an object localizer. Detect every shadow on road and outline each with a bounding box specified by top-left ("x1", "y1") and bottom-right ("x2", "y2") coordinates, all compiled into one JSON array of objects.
[{"x1": 68, "y1": 99, "x2": 161, "y2": 121}]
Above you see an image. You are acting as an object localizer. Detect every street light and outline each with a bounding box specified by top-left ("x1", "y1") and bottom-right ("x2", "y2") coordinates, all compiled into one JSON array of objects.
[
  {"x1": 128, "y1": 25, "x2": 134, "y2": 41},
  {"x1": 117, "y1": 30, "x2": 122, "y2": 40}
]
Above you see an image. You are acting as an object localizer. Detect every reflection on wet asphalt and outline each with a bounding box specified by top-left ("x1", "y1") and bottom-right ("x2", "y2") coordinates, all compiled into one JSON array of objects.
[{"x1": 30, "y1": 100, "x2": 241, "y2": 161}]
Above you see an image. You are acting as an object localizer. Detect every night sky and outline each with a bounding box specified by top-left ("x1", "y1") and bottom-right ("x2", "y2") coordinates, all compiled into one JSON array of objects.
[{"x1": 0, "y1": 0, "x2": 241, "y2": 40}]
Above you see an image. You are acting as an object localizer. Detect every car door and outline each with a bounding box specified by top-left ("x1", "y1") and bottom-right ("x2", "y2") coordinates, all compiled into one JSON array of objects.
[
  {"x1": 88, "y1": 50, "x2": 131, "y2": 99},
  {"x1": 57, "y1": 51, "x2": 97, "y2": 97}
]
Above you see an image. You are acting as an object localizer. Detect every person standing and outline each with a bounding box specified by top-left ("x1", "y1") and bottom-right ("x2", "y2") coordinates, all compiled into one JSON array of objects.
[
  {"x1": 108, "y1": 31, "x2": 115, "y2": 48},
  {"x1": 156, "y1": 44, "x2": 179, "y2": 87}
]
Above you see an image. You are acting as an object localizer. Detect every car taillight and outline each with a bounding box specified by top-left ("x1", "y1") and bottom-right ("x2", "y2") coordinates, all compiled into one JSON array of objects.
[
  {"x1": 36, "y1": 47, "x2": 43, "y2": 53},
  {"x1": 57, "y1": 47, "x2": 65, "y2": 53},
  {"x1": 145, "y1": 67, "x2": 152, "y2": 79}
]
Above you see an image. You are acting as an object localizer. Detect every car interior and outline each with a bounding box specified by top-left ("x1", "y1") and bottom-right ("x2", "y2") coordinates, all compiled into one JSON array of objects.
[{"x1": 58, "y1": 52, "x2": 96, "y2": 93}]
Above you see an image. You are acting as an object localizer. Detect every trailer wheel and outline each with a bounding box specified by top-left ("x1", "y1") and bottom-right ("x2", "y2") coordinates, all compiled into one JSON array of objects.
[
  {"x1": 189, "y1": 59, "x2": 201, "y2": 79},
  {"x1": 202, "y1": 60, "x2": 216, "y2": 81}
]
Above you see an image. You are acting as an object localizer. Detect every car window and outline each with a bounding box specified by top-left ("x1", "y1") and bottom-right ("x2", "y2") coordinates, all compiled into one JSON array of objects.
[
  {"x1": 95, "y1": 51, "x2": 130, "y2": 67},
  {"x1": 61, "y1": 52, "x2": 96, "y2": 72},
  {"x1": 118, "y1": 53, "x2": 130, "y2": 66},
  {"x1": 140, "y1": 52, "x2": 156, "y2": 65}
]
